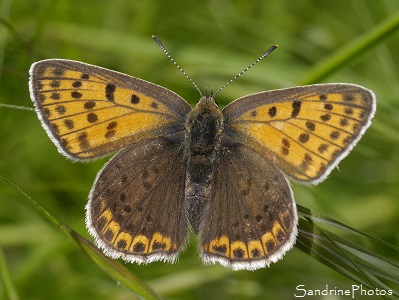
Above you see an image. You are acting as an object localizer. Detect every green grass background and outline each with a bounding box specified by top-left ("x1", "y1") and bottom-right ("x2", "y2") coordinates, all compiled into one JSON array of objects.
[{"x1": 0, "y1": 0, "x2": 399, "y2": 299}]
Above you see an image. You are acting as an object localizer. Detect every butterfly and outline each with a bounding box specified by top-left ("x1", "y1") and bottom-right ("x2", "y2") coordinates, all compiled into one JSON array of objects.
[{"x1": 29, "y1": 39, "x2": 375, "y2": 271}]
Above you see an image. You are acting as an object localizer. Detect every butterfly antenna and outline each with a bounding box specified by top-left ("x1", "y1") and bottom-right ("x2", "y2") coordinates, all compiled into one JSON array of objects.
[
  {"x1": 152, "y1": 35, "x2": 203, "y2": 97},
  {"x1": 213, "y1": 45, "x2": 278, "y2": 97}
]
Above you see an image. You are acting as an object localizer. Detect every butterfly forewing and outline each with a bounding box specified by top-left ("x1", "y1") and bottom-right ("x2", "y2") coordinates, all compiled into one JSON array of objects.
[
  {"x1": 29, "y1": 59, "x2": 191, "y2": 160},
  {"x1": 222, "y1": 84, "x2": 376, "y2": 184},
  {"x1": 87, "y1": 135, "x2": 189, "y2": 263}
]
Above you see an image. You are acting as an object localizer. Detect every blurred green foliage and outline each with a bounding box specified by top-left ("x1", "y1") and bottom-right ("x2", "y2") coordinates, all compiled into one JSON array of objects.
[{"x1": 0, "y1": 0, "x2": 398, "y2": 299}]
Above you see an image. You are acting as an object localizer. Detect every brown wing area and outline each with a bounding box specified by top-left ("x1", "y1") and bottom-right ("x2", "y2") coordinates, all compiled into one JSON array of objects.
[
  {"x1": 87, "y1": 135, "x2": 188, "y2": 263},
  {"x1": 222, "y1": 84, "x2": 375, "y2": 184},
  {"x1": 199, "y1": 139, "x2": 297, "y2": 270},
  {"x1": 29, "y1": 59, "x2": 191, "y2": 160}
]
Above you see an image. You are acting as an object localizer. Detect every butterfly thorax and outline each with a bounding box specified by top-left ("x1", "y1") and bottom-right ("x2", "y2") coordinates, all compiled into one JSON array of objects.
[
  {"x1": 184, "y1": 96, "x2": 223, "y2": 233},
  {"x1": 187, "y1": 97, "x2": 223, "y2": 154}
]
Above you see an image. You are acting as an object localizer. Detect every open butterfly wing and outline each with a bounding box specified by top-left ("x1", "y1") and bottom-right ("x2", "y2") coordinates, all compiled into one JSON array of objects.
[
  {"x1": 87, "y1": 135, "x2": 189, "y2": 263},
  {"x1": 29, "y1": 59, "x2": 191, "y2": 160},
  {"x1": 222, "y1": 84, "x2": 375, "y2": 184},
  {"x1": 199, "y1": 138, "x2": 297, "y2": 270}
]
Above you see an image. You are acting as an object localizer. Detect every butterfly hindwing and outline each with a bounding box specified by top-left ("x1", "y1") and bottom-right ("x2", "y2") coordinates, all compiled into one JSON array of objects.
[
  {"x1": 222, "y1": 83, "x2": 375, "y2": 184},
  {"x1": 29, "y1": 59, "x2": 191, "y2": 160},
  {"x1": 199, "y1": 137, "x2": 297, "y2": 270},
  {"x1": 87, "y1": 134, "x2": 189, "y2": 263}
]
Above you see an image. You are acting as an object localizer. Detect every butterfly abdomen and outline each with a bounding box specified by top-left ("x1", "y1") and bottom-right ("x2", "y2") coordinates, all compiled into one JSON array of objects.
[{"x1": 185, "y1": 97, "x2": 223, "y2": 233}]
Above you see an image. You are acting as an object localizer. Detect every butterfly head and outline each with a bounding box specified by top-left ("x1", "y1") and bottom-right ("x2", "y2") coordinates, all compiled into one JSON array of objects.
[{"x1": 196, "y1": 95, "x2": 219, "y2": 110}]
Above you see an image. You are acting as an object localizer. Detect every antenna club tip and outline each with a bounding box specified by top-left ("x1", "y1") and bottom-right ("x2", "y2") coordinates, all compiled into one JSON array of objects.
[
  {"x1": 274, "y1": 44, "x2": 279, "y2": 48},
  {"x1": 152, "y1": 35, "x2": 163, "y2": 47}
]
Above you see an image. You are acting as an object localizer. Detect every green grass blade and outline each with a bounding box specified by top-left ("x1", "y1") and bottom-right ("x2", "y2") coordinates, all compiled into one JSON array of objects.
[
  {"x1": 0, "y1": 103, "x2": 34, "y2": 111},
  {"x1": 0, "y1": 176, "x2": 162, "y2": 300},
  {"x1": 299, "y1": 10, "x2": 399, "y2": 85},
  {"x1": 61, "y1": 225, "x2": 162, "y2": 300},
  {"x1": 297, "y1": 205, "x2": 399, "y2": 299},
  {"x1": 298, "y1": 205, "x2": 399, "y2": 252},
  {"x1": 0, "y1": 247, "x2": 19, "y2": 300},
  {"x1": 0, "y1": 176, "x2": 60, "y2": 228}
]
